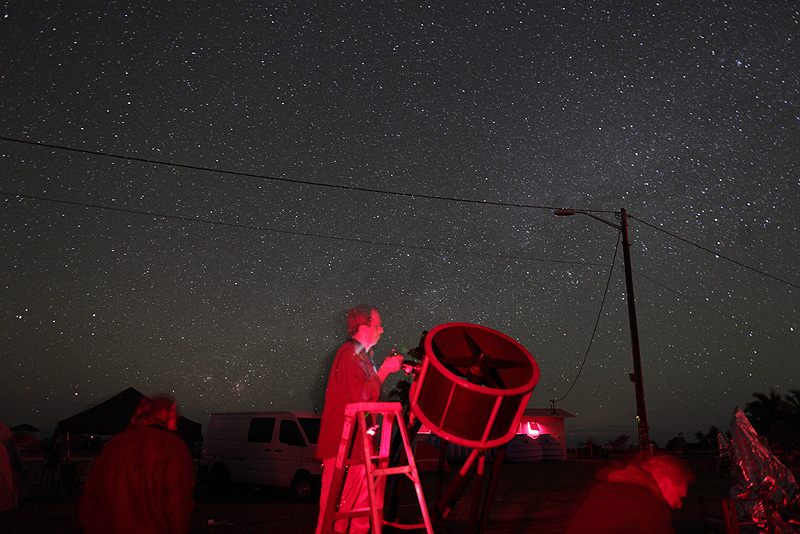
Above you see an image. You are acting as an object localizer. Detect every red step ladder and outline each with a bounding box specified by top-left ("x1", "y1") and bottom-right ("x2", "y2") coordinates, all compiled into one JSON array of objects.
[{"x1": 319, "y1": 402, "x2": 434, "y2": 534}]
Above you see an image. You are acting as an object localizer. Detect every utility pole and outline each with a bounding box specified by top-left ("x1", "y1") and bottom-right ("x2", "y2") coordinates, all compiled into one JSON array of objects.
[
  {"x1": 619, "y1": 209, "x2": 650, "y2": 452},
  {"x1": 554, "y1": 208, "x2": 651, "y2": 453}
]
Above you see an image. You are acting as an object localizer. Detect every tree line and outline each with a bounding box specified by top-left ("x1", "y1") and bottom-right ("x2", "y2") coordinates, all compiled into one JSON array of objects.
[{"x1": 603, "y1": 389, "x2": 800, "y2": 454}]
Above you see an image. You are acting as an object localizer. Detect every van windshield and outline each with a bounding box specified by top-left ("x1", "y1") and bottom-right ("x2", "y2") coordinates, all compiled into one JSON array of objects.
[{"x1": 298, "y1": 417, "x2": 321, "y2": 444}]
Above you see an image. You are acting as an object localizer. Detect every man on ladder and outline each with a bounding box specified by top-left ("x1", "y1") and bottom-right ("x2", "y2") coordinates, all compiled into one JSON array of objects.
[{"x1": 315, "y1": 304, "x2": 405, "y2": 534}]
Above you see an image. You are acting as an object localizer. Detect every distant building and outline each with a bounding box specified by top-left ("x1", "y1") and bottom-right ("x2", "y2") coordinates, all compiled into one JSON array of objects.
[
  {"x1": 516, "y1": 408, "x2": 575, "y2": 459},
  {"x1": 415, "y1": 407, "x2": 575, "y2": 460}
]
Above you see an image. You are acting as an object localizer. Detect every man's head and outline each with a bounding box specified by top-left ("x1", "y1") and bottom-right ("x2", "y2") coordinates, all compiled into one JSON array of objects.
[
  {"x1": 129, "y1": 395, "x2": 179, "y2": 432},
  {"x1": 347, "y1": 304, "x2": 383, "y2": 350}
]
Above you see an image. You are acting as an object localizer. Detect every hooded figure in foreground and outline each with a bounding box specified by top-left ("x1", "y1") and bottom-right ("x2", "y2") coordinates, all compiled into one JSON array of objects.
[
  {"x1": 79, "y1": 395, "x2": 195, "y2": 534},
  {"x1": 566, "y1": 453, "x2": 694, "y2": 534}
]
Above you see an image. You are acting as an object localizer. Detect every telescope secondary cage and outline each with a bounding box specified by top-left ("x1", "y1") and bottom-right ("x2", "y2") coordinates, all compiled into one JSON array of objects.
[{"x1": 409, "y1": 322, "x2": 540, "y2": 449}]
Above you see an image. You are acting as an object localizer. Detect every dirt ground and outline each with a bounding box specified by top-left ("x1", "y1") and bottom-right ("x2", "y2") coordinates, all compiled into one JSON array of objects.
[{"x1": 2, "y1": 453, "x2": 737, "y2": 534}]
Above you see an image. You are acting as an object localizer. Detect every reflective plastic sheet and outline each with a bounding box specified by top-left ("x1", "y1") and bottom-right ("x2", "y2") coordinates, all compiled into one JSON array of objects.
[{"x1": 729, "y1": 407, "x2": 798, "y2": 533}]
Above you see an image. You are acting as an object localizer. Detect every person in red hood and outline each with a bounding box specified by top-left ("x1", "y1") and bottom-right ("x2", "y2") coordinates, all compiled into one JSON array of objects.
[
  {"x1": 79, "y1": 395, "x2": 195, "y2": 534},
  {"x1": 566, "y1": 453, "x2": 694, "y2": 534}
]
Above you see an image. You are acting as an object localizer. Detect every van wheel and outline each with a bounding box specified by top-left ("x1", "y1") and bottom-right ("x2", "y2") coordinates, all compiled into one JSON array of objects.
[
  {"x1": 292, "y1": 471, "x2": 316, "y2": 502},
  {"x1": 206, "y1": 463, "x2": 231, "y2": 495}
]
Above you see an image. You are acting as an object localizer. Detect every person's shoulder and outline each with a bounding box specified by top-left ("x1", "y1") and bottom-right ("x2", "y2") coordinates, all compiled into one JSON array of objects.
[{"x1": 335, "y1": 340, "x2": 359, "y2": 358}]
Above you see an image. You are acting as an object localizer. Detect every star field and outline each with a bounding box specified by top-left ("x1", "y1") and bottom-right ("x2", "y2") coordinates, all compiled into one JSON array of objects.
[{"x1": 1, "y1": 2, "x2": 798, "y2": 446}]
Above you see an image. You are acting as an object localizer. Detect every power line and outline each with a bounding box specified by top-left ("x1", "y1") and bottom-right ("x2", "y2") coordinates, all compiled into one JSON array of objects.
[
  {"x1": 3, "y1": 135, "x2": 797, "y2": 292},
  {"x1": 1, "y1": 190, "x2": 605, "y2": 269},
  {"x1": 552, "y1": 229, "x2": 623, "y2": 405},
  {"x1": 629, "y1": 214, "x2": 800, "y2": 291},
  {"x1": 634, "y1": 270, "x2": 799, "y2": 349},
  {"x1": 0, "y1": 135, "x2": 595, "y2": 213}
]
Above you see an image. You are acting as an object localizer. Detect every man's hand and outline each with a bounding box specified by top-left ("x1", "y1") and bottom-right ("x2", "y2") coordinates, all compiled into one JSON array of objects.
[
  {"x1": 377, "y1": 354, "x2": 405, "y2": 382},
  {"x1": 380, "y1": 354, "x2": 404, "y2": 374}
]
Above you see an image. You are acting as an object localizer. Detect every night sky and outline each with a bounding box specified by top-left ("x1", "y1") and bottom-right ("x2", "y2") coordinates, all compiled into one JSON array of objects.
[{"x1": 1, "y1": 2, "x2": 798, "y2": 447}]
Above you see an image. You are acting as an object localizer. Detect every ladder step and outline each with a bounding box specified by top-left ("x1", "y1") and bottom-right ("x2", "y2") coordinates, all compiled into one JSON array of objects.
[{"x1": 371, "y1": 466, "x2": 413, "y2": 477}]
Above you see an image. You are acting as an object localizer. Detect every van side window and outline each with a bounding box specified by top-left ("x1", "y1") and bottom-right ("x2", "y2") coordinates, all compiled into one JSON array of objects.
[
  {"x1": 247, "y1": 417, "x2": 275, "y2": 443},
  {"x1": 298, "y1": 417, "x2": 321, "y2": 445},
  {"x1": 279, "y1": 419, "x2": 306, "y2": 447}
]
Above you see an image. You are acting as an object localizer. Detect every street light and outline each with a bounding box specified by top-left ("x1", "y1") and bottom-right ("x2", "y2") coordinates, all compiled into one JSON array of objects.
[{"x1": 554, "y1": 208, "x2": 651, "y2": 453}]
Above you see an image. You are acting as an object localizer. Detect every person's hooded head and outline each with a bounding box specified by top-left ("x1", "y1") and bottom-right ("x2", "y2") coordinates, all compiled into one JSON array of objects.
[
  {"x1": 641, "y1": 454, "x2": 695, "y2": 509},
  {"x1": 129, "y1": 395, "x2": 179, "y2": 432}
]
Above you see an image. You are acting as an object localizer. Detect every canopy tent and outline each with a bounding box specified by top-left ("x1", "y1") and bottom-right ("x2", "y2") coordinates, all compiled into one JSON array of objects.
[
  {"x1": 56, "y1": 387, "x2": 202, "y2": 441},
  {"x1": 10, "y1": 424, "x2": 39, "y2": 433}
]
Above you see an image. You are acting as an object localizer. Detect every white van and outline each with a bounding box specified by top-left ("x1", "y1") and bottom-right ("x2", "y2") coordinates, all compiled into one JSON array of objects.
[{"x1": 199, "y1": 411, "x2": 322, "y2": 501}]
